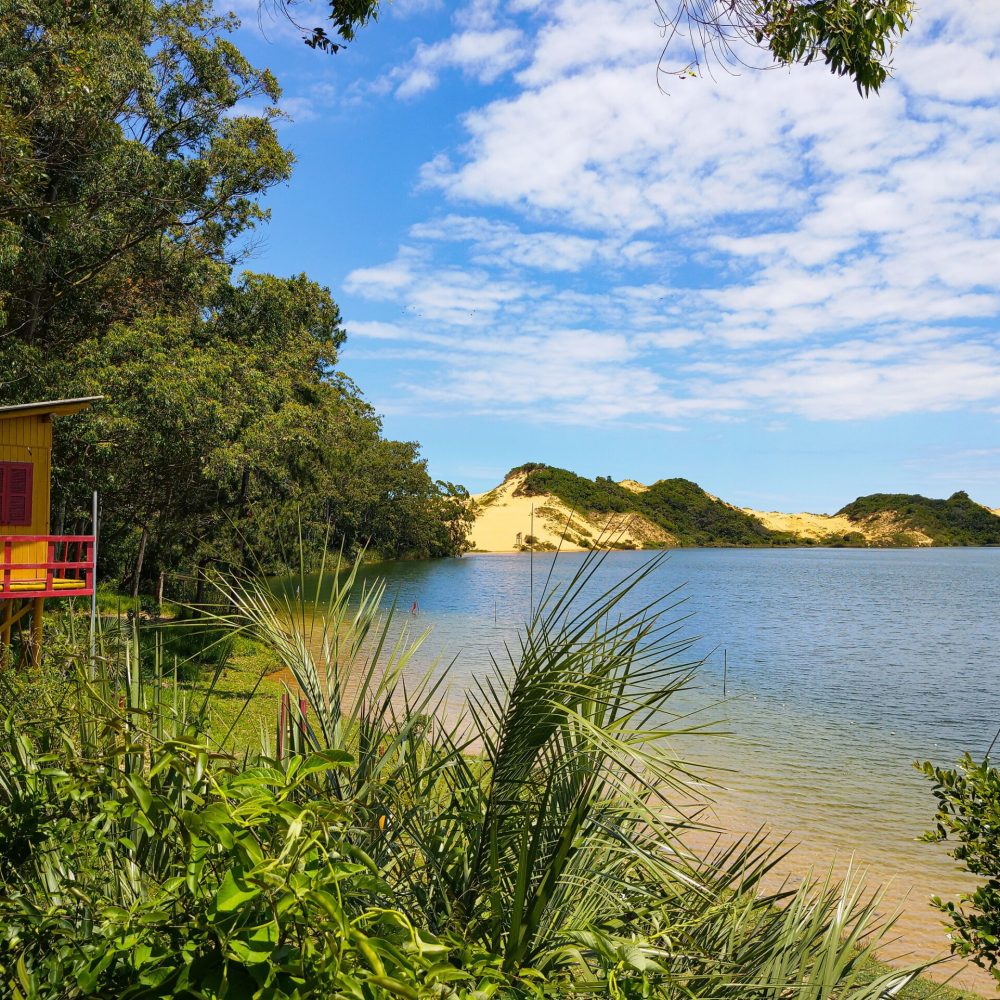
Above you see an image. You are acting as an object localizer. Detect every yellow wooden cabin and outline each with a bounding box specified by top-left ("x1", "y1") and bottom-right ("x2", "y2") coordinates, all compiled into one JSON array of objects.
[{"x1": 0, "y1": 397, "x2": 101, "y2": 665}]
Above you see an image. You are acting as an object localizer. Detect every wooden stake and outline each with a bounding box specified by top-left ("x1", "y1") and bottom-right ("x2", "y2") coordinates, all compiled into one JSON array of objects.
[
  {"x1": 31, "y1": 597, "x2": 44, "y2": 668},
  {"x1": 1, "y1": 601, "x2": 12, "y2": 664}
]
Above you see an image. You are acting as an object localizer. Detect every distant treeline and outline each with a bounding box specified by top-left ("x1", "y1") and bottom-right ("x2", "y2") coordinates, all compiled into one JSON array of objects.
[
  {"x1": 837, "y1": 492, "x2": 1000, "y2": 547},
  {"x1": 0, "y1": 1, "x2": 471, "y2": 600}
]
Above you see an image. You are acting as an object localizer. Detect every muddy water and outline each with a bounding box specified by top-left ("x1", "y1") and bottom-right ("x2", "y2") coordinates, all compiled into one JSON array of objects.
[{"x1": 277, "y1": 548, "x2": 999, "y2": 993}]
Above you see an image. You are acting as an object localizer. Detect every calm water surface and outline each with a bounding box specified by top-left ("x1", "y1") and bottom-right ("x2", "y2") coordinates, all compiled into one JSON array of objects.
[{"x1": 291, "y1": 549, "x2": 1000, "y2": 987}]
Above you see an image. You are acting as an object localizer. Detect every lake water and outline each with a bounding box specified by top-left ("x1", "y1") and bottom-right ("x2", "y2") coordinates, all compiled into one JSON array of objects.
[{"x1": 296, "y1": 548, "x2": 1000, "y2": 990}]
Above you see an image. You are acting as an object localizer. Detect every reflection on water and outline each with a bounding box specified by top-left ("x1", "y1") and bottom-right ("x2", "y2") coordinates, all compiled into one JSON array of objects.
[{"x1": 279, "y1": 548, "x2": 999, "y2": 991}]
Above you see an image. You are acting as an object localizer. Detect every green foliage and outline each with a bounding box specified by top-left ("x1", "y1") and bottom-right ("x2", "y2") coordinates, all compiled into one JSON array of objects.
[
  {"x1": 511, "y1": 464, "x2": 784, "y2": 546},
  {"x1": 641, "y1": 477, "x2": 779, "y2": 545},
  {"x1": 205, "y1": 550, "x2": 933, "y2": 997},
  {"x1": 0, "y1": 0, "x2": 472, "y2": 599},
  {"x1": 660, "y1": 0, "x2": 912, "y2": 95},
  {"x1": 920, "y1": 753, "x2": 1000, "y2": 987},
  {"x1": 757, "y1": 0, "x2": 913, "y2": 95},
  {"x1": 0, "y1": 680, "x2": 515, "y2": 998},
  {"x1": 0, "y1": 0, "x2": 290, "y2": 345},
  {"x1": 838, "y1": 492, "x2": 1000, "y2": 546},
  {"x1": 301, "y1": 0, "x2": 382, "y2": 53}
]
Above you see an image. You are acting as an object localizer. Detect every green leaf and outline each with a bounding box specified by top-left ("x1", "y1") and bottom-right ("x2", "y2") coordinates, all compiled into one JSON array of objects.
[{"x1": 213, "y1": 869, "x2": 260, "y2": 913}]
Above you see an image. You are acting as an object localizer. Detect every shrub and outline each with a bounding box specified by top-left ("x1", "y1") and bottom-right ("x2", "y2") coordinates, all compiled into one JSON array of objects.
[
  {"x1": 920, "y1": 753, "x2": 1000, "y2": 987},
  {"x1": 0, "y1": 674, "x2": 522, "y2": 998}
]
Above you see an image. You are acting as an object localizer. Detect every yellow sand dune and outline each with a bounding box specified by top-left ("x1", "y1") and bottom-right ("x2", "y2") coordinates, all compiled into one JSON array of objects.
[
  {"x1": 744, "y1": 508, "x2": 935, "y2": 545},
  {"x1": 469, "y1": 474, "x2": 670, "y2": 553},
  {"x1": 742, "y1": 508, "x2": 859, "y2": 542}
]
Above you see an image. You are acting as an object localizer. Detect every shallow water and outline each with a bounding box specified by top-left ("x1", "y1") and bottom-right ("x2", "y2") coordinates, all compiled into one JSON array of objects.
[{"x1": 281, "y1": 548, "x2": 1000, "y2": 990}]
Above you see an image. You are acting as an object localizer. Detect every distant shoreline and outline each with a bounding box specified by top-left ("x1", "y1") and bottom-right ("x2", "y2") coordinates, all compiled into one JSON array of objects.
[{"x1": 464, "y1": 543, "x2": 1000, "y2": 555}]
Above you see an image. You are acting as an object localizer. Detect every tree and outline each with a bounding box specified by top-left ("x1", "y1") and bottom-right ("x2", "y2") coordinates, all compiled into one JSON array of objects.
[
  {"x1": 656, "y1": 0, "x2": 913, "y2": 95},
  {"x1": 0, "y1": 0, "x2": 292, "y2": 355},
  {"x1": 51, "y1": 272, "x2": 467, "y2": 594},
  {"x1": 0, "y1": 1, "x2": 472, "y2": 595},
  {"x1": 920, "y1": 751, "x2": 1000, "y2": 988},
  {"x1": 277, "y1": 0, "x2": 913, "y2": 96}
]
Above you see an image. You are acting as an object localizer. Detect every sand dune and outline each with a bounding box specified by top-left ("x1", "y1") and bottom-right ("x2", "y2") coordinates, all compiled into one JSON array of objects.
[
  {"x1": 469, "y1": 474, "x2": 669, "y2": 553},
  {"x1": 469, "y1": 472, "x2": 997, "y2": 552},
  {"x1": 743, "y1": 508, "x2": 859, "y2": 541}
]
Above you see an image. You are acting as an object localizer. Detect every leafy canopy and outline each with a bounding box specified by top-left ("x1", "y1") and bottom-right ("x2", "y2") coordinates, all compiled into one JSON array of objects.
[
  {"x1": 0, "y1": 0, "x2": 474, "y2": 597},
  {"x1": 282, "y1": 0, "x2": 913, "y2": 94}
]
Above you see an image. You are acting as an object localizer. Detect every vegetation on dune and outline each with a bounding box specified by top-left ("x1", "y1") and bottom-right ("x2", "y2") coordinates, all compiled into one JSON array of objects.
[
  {"x1": 641, "y1": 477, "x2": 782, "y2": 546},
  {"x1": 506, "y1": 466, "x2": 1000, "y2": 548},
  {"x1": 838, "y1": 492, "x2": 1000, "y2": 546},
  {"x1": 509, "y1": 463, "x2": 788, "y2": 546},
  {"x1": 0, "y1": 553, "x2": 952, "y2": 997},
  {"x1": 0, "y1": 0, "x2": 472, "y2": 605}
]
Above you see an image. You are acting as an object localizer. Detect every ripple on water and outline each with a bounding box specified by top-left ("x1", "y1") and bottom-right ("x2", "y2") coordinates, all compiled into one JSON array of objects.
[{"x1": 278, "y1": 548, "x2": 1000, "y2": 992}]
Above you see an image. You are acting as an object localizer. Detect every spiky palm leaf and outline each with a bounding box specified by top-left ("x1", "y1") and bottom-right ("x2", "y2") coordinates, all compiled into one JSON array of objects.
[{"x1": 213, "y1": 547, "x2": 937, "y2": 997}]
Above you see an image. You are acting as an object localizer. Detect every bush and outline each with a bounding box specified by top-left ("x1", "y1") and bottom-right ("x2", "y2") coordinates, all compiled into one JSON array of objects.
[
  {"x1": 0, "y1": 675, "x2": 522, "y2": 998},
  {"x1": 920, "y1": 753, "x2": 1000, "y2": 987}
]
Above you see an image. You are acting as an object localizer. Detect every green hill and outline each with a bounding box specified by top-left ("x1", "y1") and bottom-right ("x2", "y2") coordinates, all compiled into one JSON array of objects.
[
  {"x1": 508, "y1": 464, "x2": 789, "y2": 546},
  {"x1": 837, "y1": 491, "x2": 1000, "y2": 546}
]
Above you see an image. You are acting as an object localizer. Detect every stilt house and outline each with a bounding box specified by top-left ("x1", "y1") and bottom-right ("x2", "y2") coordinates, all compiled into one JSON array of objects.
[{"x1": 0, "y1": 397, "x2": 100, "y2": 665}]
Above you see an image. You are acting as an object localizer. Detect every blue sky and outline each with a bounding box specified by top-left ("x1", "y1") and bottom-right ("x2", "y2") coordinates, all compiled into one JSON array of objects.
[{"x1": 228, "y1": 0, "x2": 1000, "y2": 512}]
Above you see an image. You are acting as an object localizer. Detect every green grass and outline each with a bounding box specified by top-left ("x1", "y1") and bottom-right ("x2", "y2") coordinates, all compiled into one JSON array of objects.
[
  {"x1": 94, "y1": 583, "x2": 183, "y2": 618},
  {"x1": 191, "y1": 633, "x2": 285, "y2": 752},
  {"x1": 854, "y1": 955, "x2": 989, "y2": 998}
]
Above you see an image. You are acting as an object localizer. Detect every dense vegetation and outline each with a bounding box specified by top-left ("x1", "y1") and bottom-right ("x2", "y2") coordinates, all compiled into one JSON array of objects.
[
  {"x1": 509, "y1": 464, "x2": 787, "y2": 546},
  {"x1": 0, "y1": 554, "x2": 939, "y2": 998},
  {"x1": 509, "y1": 466, "x2": 1000, "y2": 548},
  {"x1": 0, "y1": 0, "x2": 471, "y2": 600},
  {"x1": 838, "y1": 492, "x2": 1000, "y2": 546},
  {"x1": 921, "y1": 752, "x2": 1000, "y2": 989}
]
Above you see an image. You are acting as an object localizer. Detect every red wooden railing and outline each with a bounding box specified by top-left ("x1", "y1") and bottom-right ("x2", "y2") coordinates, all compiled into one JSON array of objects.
[{"x1": 1, "y1": 535, "x2": 95, "y2": 599}]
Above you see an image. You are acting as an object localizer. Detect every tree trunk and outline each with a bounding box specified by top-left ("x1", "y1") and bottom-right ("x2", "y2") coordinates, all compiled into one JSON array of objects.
[
  {"x1": 194, "y1": 559, "x2": 208, "y2": 613},
  {"x1": 130, "y1": 526, "x2": 148, "y2": 601},
  {"x1": 157, "y1": 570, "x2": 165, "y2": 609}
]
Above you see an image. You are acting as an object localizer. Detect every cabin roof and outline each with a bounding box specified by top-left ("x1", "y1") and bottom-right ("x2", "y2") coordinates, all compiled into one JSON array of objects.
[{"x1": 0, "y1": 397, "x2": 102, "y2": 421}]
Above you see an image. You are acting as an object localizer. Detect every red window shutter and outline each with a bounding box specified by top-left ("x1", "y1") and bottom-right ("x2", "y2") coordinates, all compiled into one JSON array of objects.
[{"x1": 0, "y1": 462, "x2": 33, "y2": 527}]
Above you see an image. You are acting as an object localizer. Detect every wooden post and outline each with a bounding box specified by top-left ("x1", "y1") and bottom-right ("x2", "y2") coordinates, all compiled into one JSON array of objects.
[
  {"x1": 1, "y1": 601, "x2": 12, "y2": 664},
  {"x1": 31, "y1": 597, "x2": 44, "y2": 668}
]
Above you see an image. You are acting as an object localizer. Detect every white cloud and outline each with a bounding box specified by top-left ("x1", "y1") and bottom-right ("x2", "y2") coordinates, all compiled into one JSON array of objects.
[
  {"x1": 342, "y1": 0, "x2": 1000, "y2": 428},
  {"x1": 394, "y1": 28, "x2": 525, "y2": 98}
]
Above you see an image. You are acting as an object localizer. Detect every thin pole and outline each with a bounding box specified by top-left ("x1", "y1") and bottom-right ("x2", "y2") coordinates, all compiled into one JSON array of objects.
[
  {"x1": 89, "y1": 490, "x2": 98, "y2": 678},
  {"x1": 529, "y1": 504, "x2": 534, "y2": 619},
  {"x1": 723, "y1": 649, "x2": 728, "y2": 697}
]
